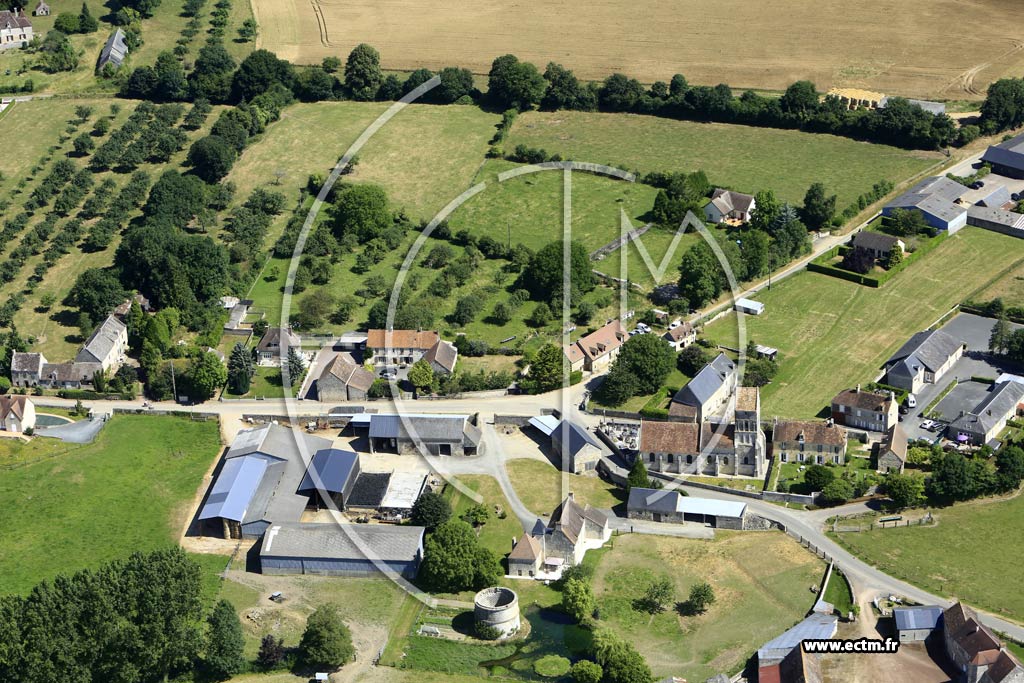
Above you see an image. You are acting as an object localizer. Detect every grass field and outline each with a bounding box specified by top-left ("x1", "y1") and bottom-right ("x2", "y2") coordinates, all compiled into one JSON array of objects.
[
  {"x1": 591, "y1": 532, "x2": 824, "y2": 680},
  {"x1": 252, "y1": 0, "x2": 1024, "y2": 99},
  {"x1": 505, "y1": 458, "x2": 623, "y2": 514},
  {"x1": 830, "y1": 493, "x2": 1024, "y2": 623},
  {"x1": 443, "y1": 474, "x2": 524, "y2": 560},
  {"x1": 975, "y1": 259, "x2": 1024, "y2": 304},
  {"x1": 507, "y1": 111, "x2": 941, "y2": 207},
  {"x1": 702, "y1": 228, "x2": 1024, "y2": 418},
  {"x1": 0, "y1": 415, "x2": 221, "y2": 594},
  {"x1": 823, "y1": 570, "x2": 855, "y2": 616}
]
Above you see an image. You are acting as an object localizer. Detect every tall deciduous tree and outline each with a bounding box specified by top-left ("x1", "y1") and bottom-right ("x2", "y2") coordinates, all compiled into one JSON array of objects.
[
  {"x1": 487, "y1": 54, "x2": 546, "y2": 110},
  {"x1": 344, "y1": 43, "x2": 383, "y2": 101},
  {"x1": 419, "y1": 519, "x2": 503, "y2": 592},
  {"x1": 187, "y1": 350, "x2": 227, "y2": 402},
  {"x1": 205, "y1": 600, "x2": 245, "y2": 679},
  {"x1": 521, "y1": 343, "x2": 564, "y2": 394},
  {"x1": 299, "y1": 604, "x2": 355, "y2": 670},
  {"x1": 561, "y1": 577, "x2": 595, "y2": 622},
  {"x1": 799, "y1": 182, "x2": 837, "y2": 231},
  {"x1": 407, "y1": 359, "x2": 434, "y2": 392},
  {"x1": 409, "y1": 491, "x2": 451, "y2": 530},
  {"x1": 611, "y1": 330, "x2": 676, "y2": 394}
]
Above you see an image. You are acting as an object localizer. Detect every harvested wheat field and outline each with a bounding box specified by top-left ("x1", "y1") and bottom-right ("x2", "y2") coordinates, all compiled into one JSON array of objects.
[{"x1": 255, "y1": 0, "x2": 1024, "y2": 99}]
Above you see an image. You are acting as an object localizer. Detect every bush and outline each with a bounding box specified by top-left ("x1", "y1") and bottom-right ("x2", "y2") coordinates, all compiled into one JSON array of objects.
[
  {"x1": 474, "y1": 622, "x2": 502, "y2": 641},
  {"x1": 534, "y1": 655, "x2": 571, "y2": 678}
]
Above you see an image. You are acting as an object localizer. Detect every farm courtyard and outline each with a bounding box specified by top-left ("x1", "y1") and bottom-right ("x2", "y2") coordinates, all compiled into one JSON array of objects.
[{"x1": 253, "y1": 0, "x2": 1024, "y2": 99}]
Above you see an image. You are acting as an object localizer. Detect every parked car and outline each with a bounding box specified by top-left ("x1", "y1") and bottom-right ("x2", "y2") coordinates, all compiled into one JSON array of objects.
[
  {"x1": 906, "y1": 394, "x2": 917, "y2": 408},
  {"x1": 920, "y1": 419, "x2": 936, "y2": 431},
  {"x1": 970, "y1": 180, "x2": 984, "y2": 190},
  {"x1": 1012, "y1": 192, "x2": 1021, "y2": 202}
]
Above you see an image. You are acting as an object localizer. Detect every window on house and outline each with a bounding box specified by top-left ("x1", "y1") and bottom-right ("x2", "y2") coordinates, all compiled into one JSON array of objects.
[
  {"x1": 667, "y1": 454, "x2": 674, "y2": 463},
  {"x1": 743, "y1": 456, "x2": 749, "y2": 465},
  {"x1": 780, "y1": 453, "x2": 787, "y2": 462},
  {"x1": 798, "y1": 453, "x2": 805, "y2": 462},
  {"x1": 723, "y1": 457, "x2": 729, "y2": 466},
  {"x1": 649, "y1": 453, "x2": 655, "y2": 462},
  {"x1": 816, "y1": 455, "x2": 823, "y2": 464},
  {"x1": 833, "y1": 456, "x2": 841, "y2": 464},
  {"x1": 686, "y1": 454, "x2": 692, "y2": 464}
]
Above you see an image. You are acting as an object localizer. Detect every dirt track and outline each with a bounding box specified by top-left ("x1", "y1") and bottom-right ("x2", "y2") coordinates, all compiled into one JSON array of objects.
[{"x1": 254, "y1": 0, "x2": 1024, "y2": 99}]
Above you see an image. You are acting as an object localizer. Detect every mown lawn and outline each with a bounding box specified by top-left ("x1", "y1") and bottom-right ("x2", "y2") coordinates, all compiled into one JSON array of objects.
[
  {"x1": 0, "y1": 414, "x2": 221, "y2": 594},
  {"x1": 830, "y1": 493, "x2": 1024, "y2": 623},
  {"x1": 702, "y1": 228, "x2": 1024, "y2": 418},
  {"x1": 591, "y1": 532, "x2": 824, "y2": 681},
  {"x1": 506, "y1": 458, "x2": 624, "y2": 515},
  {"x1": 443, "y1": 474, "x2": 524, "y2": 560},
  {"x1": 507, "y1": 110, "x2": 941, "y2": 206}
]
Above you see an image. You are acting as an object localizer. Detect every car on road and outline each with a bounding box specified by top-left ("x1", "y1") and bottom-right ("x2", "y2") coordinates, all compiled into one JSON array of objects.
[{"x1": 906, "y1": 393, "x2": 917, "y2": 408}]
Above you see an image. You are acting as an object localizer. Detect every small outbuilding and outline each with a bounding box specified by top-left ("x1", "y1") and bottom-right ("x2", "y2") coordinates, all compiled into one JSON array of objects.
[
  {"x1": 735, "y1": 298, "x2": 765, "y2": 315},
  {"x1": 627, "y1": 487, "x2": 746, "y2": 529},
  {"x1": 894, "y1": 605, "x2": 943, "y2": 643}
]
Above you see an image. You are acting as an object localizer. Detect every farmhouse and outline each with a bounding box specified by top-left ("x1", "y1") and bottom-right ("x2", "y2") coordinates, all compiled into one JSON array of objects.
[
  {"x1": 0, "y1": 9, "x2": 32, "y2": 49},
  {"x1": 662, "y1": 321, "x2": 696, "y2": 350},
  {"x1": 831, "y1": 386, "x2": 898, "y2": 433},
  {"x1": 316, "y1": 354, "x2": 375, "y2": 401},
  {"x1": 75, "y1": 315, "x2": 128, "y2": 373},
  {"x1": 0, "y1": 395, "x2": 35, "y2": 433},
  {"x1": 883, "y1": 176, "x2": 968, "y2": 233},
  {"x1": 877, "y1": 424, "x2": 909, "y2": 473},
  {"x1": 982, "y1": 132, "x2": 1024, "y2": 179},
  {"x1": 627, "y1": 487, "x2": 747, "y2": 529},
  {"x1": 894, "y1": 605, "x2": 943, "y2": 643},
  {"x1": 507, "y1": 493, "x2": 610, "y2": 578},
  {"x1": 197, "y1": 423, "x2": 332, "y2": 539},
  {"x1": 670, "y1": 353, "x2": 736, "y2": 422},
  {"x1": 943, "y1": 602, "x2": 1003, "y2": 683},
  {"x1": 255, "y1": 327, "x2": 301, "y2": 366},
  {"x1": 295, "y1": 448, "x2": 360, "y2": 510},
  {"x1": 97, "y1": 28, "x2": 129, "y2": 71},
  {"x1": 885, "y1": 329, "x2": 964, "y2": 394},
  {"x1": 852, "y1": 231, "x2": 905, "y2": 260},
  {"x1": 980, "y1": 651, "x2": 1024, "y2": 683},
  {"x1": 260, "y1": 522, "x2": 425, "y2": 578},
  {"x1": 563, "y1": 320, "x2": 627, "y2": 373},
  {"x1": 947, "y1": 380, "x2": 1024, "y2": 447},
  {"x1": 366, "y1": 413, "x2": 482, "y2": 456},
  {"x1": 529, "y1": 416, "x2": 604, "y2": 474},
  {"x1": 704, "y1": 188, "x2": 756, "y2": 224},
  {"x1": 365, "y1": 329, "x2": 440, "y2": 368},
  {"x1": 772, "y1": 419, "x2": 847, "y2": 465}
]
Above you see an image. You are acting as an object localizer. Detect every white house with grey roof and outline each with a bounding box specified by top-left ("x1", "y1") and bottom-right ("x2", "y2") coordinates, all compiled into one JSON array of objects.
[
  {"x1": 883, "y1": 176, "x2": 968, "y2": 233},
  {"x1": 884, "y1": 329, "x2": 964, "y2": 394},
  {"x1": 260, "y1": 522, "x2": 425, "y2": 578},
  {"x1": 704, "y1": 188, "x2": 756, "y2": 224},
  {"x1": 0, "y1": 9, "x2": 32, "y2": 49},
  {"x1": 947, "y1": 380, "x2": 1024, "y2": 447},
  {"x1": 669, "y1": 353, "x2": 736, "y2": 422},
  {"x1": 197, "y1": 423, "x2": 332, "y2": 539},
  {"x1": 75, "y1": 315, "x2": 128, "y2": 373},
  {"x1": 508, "y1": 493, "x2": 610, "y2": 579}
]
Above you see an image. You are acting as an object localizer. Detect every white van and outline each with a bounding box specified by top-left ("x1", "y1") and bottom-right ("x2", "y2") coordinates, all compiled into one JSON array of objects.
[{"x1": 906, "y1": 394, "x2": 917, "y2": 408}]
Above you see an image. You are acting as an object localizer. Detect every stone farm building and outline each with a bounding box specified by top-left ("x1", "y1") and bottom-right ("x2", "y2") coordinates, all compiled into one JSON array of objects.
[
  {"x1": 260, "y1": 522, "x2": 424, "y2": 578},
  {"x1": 669, "y1": 353, "x2": 736, "y2": 422},
  {"x1": 757, "y1": 613, "x2": 837, "y2": 683},
  {"x1": 772, "y1": 419, "x2": 847, "y2": 465},
  {"x1": 0, "y1": 395, "x2": 35, "y2": 433},
  {"x1": 563, "y1": 319, "x2": 627, "y2": 373},
  {"x1": 528, "y1": 415, "x2": 603, "y2": 474},
  {"x1": 197, "y1": 423, "x2": 332, "y2": 539},
  {"x1": 830, "y1": 386, "x2": 898, "y2": 433},
  {"x1": 507, "y1": 493, "x2": 610, "y2": 578},
  {"x1": 877, "y1": 424, "x2": 909, "y2": 473},
  {"x1": 941, "y1": 602, "x2": 1024, "y2": 683},
  {"x1": 316, "y1": 353, "x2": 374, "y2": 401},
  {"x1": 894, "y1": 605, "x2": 943, "y2": 643},
  {"x1": 884, "y1": 329, "x2": 964, "y2": 394},
  {"x1": 10, "y1": 316, "x2": 129, "y2": 389},
  {"x1": 364, "y1": 413, "x2": 482, "y2": 456},
  {"x1": 703, "y1": 188, "x2": 756, "y2": 224},
  {"x1": 627, "y1": 487, "x2": 747, "y2": 529},
  {"x1": 0, "y1": 9, "x2": 32, "y2": 49},
  {"x1": 32, "y1": 1, "x2": 49, "y2": 16}
]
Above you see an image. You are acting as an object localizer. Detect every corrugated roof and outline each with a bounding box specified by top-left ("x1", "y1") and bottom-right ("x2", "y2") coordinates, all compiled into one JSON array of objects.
[
  {"x1": 198, "y1": 456, "x2": 269, "y2": 522},
  {"x1": 529, "y1": 414, "x2": 560, "y2": 436},
  {"x1": 967, "y1": 205, "x2": 1024, "y2": 229},
  {"x1": 380, "y1": 472, "x2": 427, "y2": 509},
  {"x1": 758, "y1": 614, "x2": 838, "y2": 663},
  {"x1": 260, "y1": 522, "x2": 424, "y2": 563},
  {"x1": 297, "y1": 449, "x2": 359, "y2": 494},
  {"x1": 894, "y1": 605, "x2": 943, "y2": 632},
  {"x1": 982, "y1": 131, "x2": 1024, "y2": 171},
  {"x1": 627, "y1": 487, "x2": 746, "y2": 518},
  {"x1": 368, "y1": 414, "x2": 469, "y2": 441}
]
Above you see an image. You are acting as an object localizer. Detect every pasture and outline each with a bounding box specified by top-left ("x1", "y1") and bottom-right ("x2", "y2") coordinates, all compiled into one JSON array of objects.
[
  {"x1": 830, "y1": 492, "x2": 1024, "y2": 623},
  {"x1": 0, "y1": 415, "x2": 222, "y2": 595},
  {"x1": 251, "y1": 0, "x2": 1024, "y2": 99},
  {"x1": 505, "y1": 458, "x2": 623, "y2": 514},
  {"x1": 702, "y1": 228, "x2": 1024, "y2": 418},
  {"x1": 591, "y1": 532, "x2": 824, "y2": 681},
  {"x1": 507, "y1": 111, "x2": 941, "y2": 207}
]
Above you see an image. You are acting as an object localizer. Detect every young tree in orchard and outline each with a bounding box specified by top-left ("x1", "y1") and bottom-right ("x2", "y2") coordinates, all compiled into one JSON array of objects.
[
  {"x1": 562, "y1": 577, "x2": 595, "y2": 622},
  {"x1": 344, "y1": 43, "x2": 383, "y2": 101},
  {"x1": 227, "y1": 342, "x2": 254, "y2": 395},
  {"x1": 799, "y1": 182, "x2": 837, "y2": 231},
  {"x1": 687, "y1": 581, "x2": 716, "y2": 614},
  {"x1": 407, "y1": 359, "x2": 434, "y2": 393},
  {"x1": 409, "y1": 490, "x2": 451, "y2": 530},
  {"x1": 237, "y1": 18, "x2": 258, "y2": 42},
  {"x1": 204, "y1": 600, "x2": 245, "y2": 680},
  {"x1": 299, "y1": 604, "x2": 355, "y2": 670}
]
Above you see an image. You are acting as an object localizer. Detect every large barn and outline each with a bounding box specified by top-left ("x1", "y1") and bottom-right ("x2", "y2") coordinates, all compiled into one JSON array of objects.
[{"x1": 260, "y1": 522, "x2": 425, "y2": 578}]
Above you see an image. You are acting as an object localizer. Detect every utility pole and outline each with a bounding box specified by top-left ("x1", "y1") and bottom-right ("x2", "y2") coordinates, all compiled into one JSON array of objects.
[{"x1": 170, "y1": 361, "x2": 177, "y2": 403}]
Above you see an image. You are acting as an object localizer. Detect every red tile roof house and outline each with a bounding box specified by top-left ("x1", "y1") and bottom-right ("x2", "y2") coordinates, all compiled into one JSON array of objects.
[{"x1": 563, "y1": 320, "x2": 627, "y2": 373}]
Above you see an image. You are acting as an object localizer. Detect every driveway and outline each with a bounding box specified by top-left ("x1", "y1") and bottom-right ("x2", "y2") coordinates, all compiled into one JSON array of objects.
[{"x1": 35, "y1": 417, "x2": 106, "y2": 444}]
